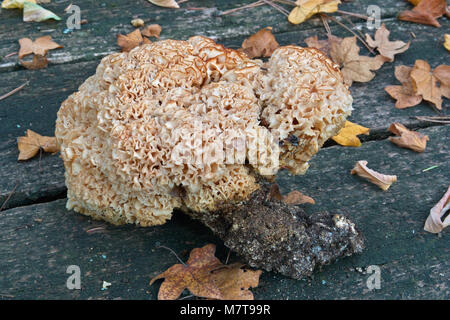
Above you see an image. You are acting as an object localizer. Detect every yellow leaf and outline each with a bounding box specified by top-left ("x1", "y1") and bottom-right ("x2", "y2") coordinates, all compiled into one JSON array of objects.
[
  {"x1": 148, "y1": 0, "x2": 179, "y2": 8},
  {"x1": 444, "y1": 34, "x2": 450, "y2": 52},
  {"x1": 23, "y1": 1, "x2": 61, "y2": 22},
  {"x1": 331, "y1": 121, "x2": 369, "y2": 147},
  {"x1": 1, "y1": 0, "x2": 36, "y2": 9},
  {"x1": 288, "y1": 0, "x2": 340, "y2": 25},
  {"x1": 408, "y1": 0, "x2": 422, "y2": 5}
]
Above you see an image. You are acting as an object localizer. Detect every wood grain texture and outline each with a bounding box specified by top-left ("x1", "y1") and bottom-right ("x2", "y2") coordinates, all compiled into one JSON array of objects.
[{"x1": 1, "y1": 126, "x2": 448, "y2": 299}]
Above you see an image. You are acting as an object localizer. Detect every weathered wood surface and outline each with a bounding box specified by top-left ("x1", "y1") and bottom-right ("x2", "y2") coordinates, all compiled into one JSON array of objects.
[
  {"x1": 0, "y1": 0, "x2": 449, "y2": 300},
  {"x1": 1, "y1": 125, "x2": 448, "y2": 299}
]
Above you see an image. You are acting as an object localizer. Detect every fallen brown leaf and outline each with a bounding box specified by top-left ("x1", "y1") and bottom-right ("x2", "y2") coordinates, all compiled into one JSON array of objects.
[
  {"x1": 351, "y1": 160, "x2": 397, "y2": 191},
  {"x1": 388, "y1": 123, "x2": 429, "y2": 152},
  {"x1": 331, "y1": 120, "x2": 370, "y2": 147},
  {"x1": 18, "y1": 36, "x2": 63, "y2": 59},
  {"x1": 304, "y1": 34, "x2": 341, "y2": 57},
  {"x1": 117, "y1": 29, "x2": 150, "y2": 52},
  {"x1": 433, "y1": 64, "x2": 450, "y2": 99},
  {"x1": 399, "y1": 0, "x2": 447, "y2": 27},
  {"x1": 20, "y1": 54, "x2": 48, "y2": 70},
  {"x1": 268, "y1": 184, "x2": 315, "y2": 205},
  {"x1": 410, "y1": 60, "x2": 443, "y2": 110},
  {"x1": 241, "y1": 27, "x2": 279, "y2": 59},
  {"x1": 385, "y1": 65, "x2": 423, "y2": 109},
  {"x1": 141, "y1": 24, "x2": 162, "y2": 38},
  {"x1": 150, "y1": 244, "x2": 261, "y2": 300},
  {"x1": 329, "y1": 36, "x2": 385, "y2": 86},
  {"x1": 424, "y1": 186, "x2": 450, "y2": 234},
  {"x1": 365, "y1": 23, "x2": 410, "y2": 62},
  {"x1": 17, "y1": 129, "x2": 58, "y2": 160}
]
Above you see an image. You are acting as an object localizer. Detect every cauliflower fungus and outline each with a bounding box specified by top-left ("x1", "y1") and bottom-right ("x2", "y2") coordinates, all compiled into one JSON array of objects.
[{"x1": 55, "y1": 36, "x2": 352, "y2": 227}]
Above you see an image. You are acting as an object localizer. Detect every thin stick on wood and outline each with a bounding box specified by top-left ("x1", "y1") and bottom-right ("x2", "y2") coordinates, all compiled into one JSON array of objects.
[
  {"x1": 325, "y1": 14, "x2": 375, "y2": 54},
  {"x1": 0, "y1": 81, "x2": 29, "y2": 101},
  {"x1": 341, "y1": 15, "x2": 367, "y2": 45},
  {"x1": 263, "y1": 0, "x2": 289, "y2": 16},
  {"x1": 337, "y1": 10, "x2": 373, "y2": 21},
  {"x1": 320, "y1": 13, "x2": 332, "y2": 35},
  {"x1": 4, "y1": 52, "x2": 18, "y2": 58},
  {"x1": 220, "y1": 0, "x2": 264, "y2": 15},
  {"x1": 156, "y1": 245, "x2": 187, "y2": 266},
  {"x1": 274, "y1": 0, "x2": 296, "y2": 6},
  {"x1": 414, "y1": 116, "x2": 450, "y2": 124},
  {"x1": 0, "y1": 182, "x2": 19, "y2": 212}
]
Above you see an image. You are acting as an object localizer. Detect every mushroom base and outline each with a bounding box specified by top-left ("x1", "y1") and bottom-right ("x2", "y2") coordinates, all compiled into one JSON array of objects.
[{"x1": 185, "y1": 184, "x2": 364, "y2": 279}]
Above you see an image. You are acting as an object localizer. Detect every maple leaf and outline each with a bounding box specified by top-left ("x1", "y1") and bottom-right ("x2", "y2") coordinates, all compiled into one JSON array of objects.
[
  {"x1": 365, "y1": 24, "x2": 410, "y2": 62},
  {"x1": 141, "y1": 24, "x2": 162, "y2": 39},
  {"x1": 410, "y1": 60, "x2": 443, "y2": 110},
  {"x1": 241, "y1": 27, "x2": 279, "y2": 59},
  {"x1": 388, "y1": 123, "x2": 429, "y2": 153},
  {"x1": 18, "y1": 35, "x2": 63, "y2": 59},
  {"x1": 351, "y1": 160, "x2": 397, "y2": 191},
  {"x1": 385, "y1": 65, "x2": 423, "y2": 109},
  {"x1": 424, "y1": 186, "x2": 450, "y2": 234},
  {"x1": 150, "y1": 244, "x2": 262, "y2": 300},
  {"x1": 398, "y1": 0, "x2": 447, "y2": 27},
  {"x1": 117, "y1": 29, "x2": 151, "y2": 52},
  {"x1": 329, "y1": 36, "x2": 385, "y2": 86},
  {"x1": 17, "y1": 129, "x2": 58, "y2": 160},
  {"x1": 288, "y1": 0, "x2": 341, "y2": 25},
  {"x1": 148, "y1": 0, "x2": 179, "y2": 8},
  {"x1": 210, "y1": 263, "x2": 262, "y2": 300},
  {"x1": 331, "y1": 120, "x2": 370, "y2": 147}
]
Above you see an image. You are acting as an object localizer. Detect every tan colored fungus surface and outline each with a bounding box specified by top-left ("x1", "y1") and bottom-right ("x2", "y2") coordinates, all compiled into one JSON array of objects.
[{"x1": 55, "y1": 36, "x2": 352, "y2": 226}]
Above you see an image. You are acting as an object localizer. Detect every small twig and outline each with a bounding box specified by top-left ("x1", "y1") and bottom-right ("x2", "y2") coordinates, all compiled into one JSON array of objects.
[
  {"x1": 262, "y1": 0, "x2": 289, "y2": 16},
  {"x1": 4, "y1": 52, "x2": 18, "y2": 58},
  {"x1": 178, "y1": 294, "x2": 194, "y2": 300},
  {"x1": 156, "y1": 245, "x2": 187, "y2": 266},
  {"x1": 0, "y1": 182, "x2": 19, "y2": 212},
  {"x1": 341, "y1": 15, "x2": 367, "y2": 44},
  {"x1": 414, "y1": 116, "x2": 450, "y2": 124},
  {"x1": 0, "y1": 81, "x2": 29, "y2": 101},
  {"x1": 86, "y1": 226, "x2": 106, "y2": 233},
  {"x1": 225, "y1": 249, "x2": 231, "y2": 265},
  {"x1": 325, "y1": 14, "x2": 375, "y2": 54},
  {"x1": 220, "y1": 1, "x2": 264, "y2": 15},
  {"x1": 337, "y1": 10, "x2": 372, "y2": 21},
  {"x1": 273, "y1": 0, "x2": 296, "y2": 6},
  {"x1": 320, "y1": 13, "x2": 332, "y2": 35}
]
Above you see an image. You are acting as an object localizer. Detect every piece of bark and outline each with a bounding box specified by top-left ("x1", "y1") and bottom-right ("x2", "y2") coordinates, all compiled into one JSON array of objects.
[{"x1": 185, "y1": 184, "x2": 364, "y2": 279}]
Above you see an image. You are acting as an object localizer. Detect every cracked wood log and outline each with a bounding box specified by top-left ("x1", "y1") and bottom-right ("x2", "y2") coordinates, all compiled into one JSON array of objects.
[{"x1": 186, "y1": 184, "x2": 364, "y2": 279}]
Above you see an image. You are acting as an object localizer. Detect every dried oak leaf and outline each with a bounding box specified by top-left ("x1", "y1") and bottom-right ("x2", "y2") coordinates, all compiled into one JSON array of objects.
[
  {"x1": 150, "y1": 244, "x2": 262, "y2": 300},
  {"x1": 141, "y1": 24, "x2": 162, "y2": 39},
  {"x1": 388, "y1": 123, "x2": 429, "y2": 153},
  {"x1": 385, "y1": 65, "x2": 423, "y2": 109},
  {"x1": 17, "y1": 129, "x2": 58, "y2": 160},
  {"x1": 329, "y1": 36, "x2": 385, "y2": 86},
  {"x1": 117, "y1": 29, "x2": 151, "y2": 52},
  {"x1": 241, "y1": 27, "x2": 279, "y2": 59},
  {"x1": 148, "y1": 0, "x2": 179, "y2": 8},
  {"x1": 288, "y1": 0, "x2": 341, "y2": 25},
  {"x1": 398, "y1": 0, "x2": 447, "y2": 27},
  {"x1": 410, "y1": 60, "x2": 443, "y2": 110},
  {"x1": 433, "y1": 65, "x2": 450, "y2": 99},
  {"x1": 210, "y1": 263, "x2": 262, "y2": 300},
  {"x1": 18, "y1": 35, "x2": 63, "y2": 59},
  {"x1": 365, "y1": 23, "x2": 410, "y2": 62},
  {"x1": 351, "y1": 160, "x2": 397, "y2": 191},
  {"x1": 424, "y1": 186, "x2": 450, "y2": 234},
  {"x1": 331, "y1": 120, "x2": 370, "y2": 147}
]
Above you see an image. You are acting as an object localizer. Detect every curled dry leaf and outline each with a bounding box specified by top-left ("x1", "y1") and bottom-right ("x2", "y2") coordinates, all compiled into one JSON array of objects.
[
  {"x1": 351, "y1": 160, "x2": 397, "y2": 191},
  {"x1": 444, "y1": 34, "x2": 450, "y2": 52},
  {"x1": 385, "y1": 65, "x2": 423, "y2": 109},
  {"x1": 17, "y1": 129, "x2": 58, "y2": 160},
  {"x1": 18, "y1": 35, "x2": 63, "y2": 59},
  {"x1": 365, "y1": 23, "x2": 410, "y2": 62},
  {"x1": 141, "y1": 24, "x2": 162, "y2": 38},
  {"x1": 329, "y1": 36, "x2": 385, "y2": 86},
  {"x1": 241, "y1": 27, "x2": 279, "y2": 59},
  {"x1": 130, "y1": 18, "x2": 145, "y2": 28},
  {"x1": 388, "y1": 123, "x2": 429, "y2": 153},
  {"x1": 117, "y1": 29, "x2": 151, "y2": 52},
  {"x1": 331, "y1": 120, "x2": 370, "y2": 147},
  {"x1": 23, "y1": 1, "x2": 61, "y2": 22},
  {"x1": 268, "y1": 184, "x2": 315, "y2": 205},
  {"x1": 424, "y1": 186, "x2": 450, "y2": 234},
  {"x1": 288, "y1": 0, "x2": 341, "y2": 25},
  {"x1": 410, "y1": 60, "x2": 443, "y2": 110},
  {"x1": 150, "y1": 244, "x2": 261, "y2": 300},
  {"x1": 148, "y1": 0, "x2": 179, "y2": 8},
  {"x1": 398, "y1": 0, "x2": 447, "y2": 27}
]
